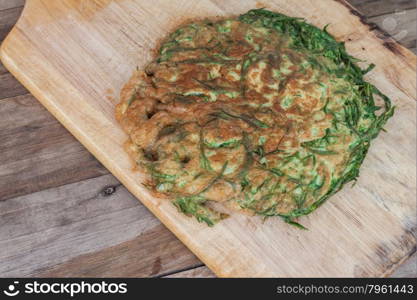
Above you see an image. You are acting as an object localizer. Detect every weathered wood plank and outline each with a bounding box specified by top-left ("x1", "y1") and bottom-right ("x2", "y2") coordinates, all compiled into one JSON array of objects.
[
  {"x1": 349, "y1": 0, "x2": 415, "y2": 17},
  {"x1": 368, "y1": 8, "x2": 416, "y2": 50},
  {"x1": 0, "y1": 6, "x2": 23, "y2": 42},
  {"x1": 0, "y1": 4, "x2": 26, "y2": 100},
  {"x1": 0, "y1": 94, "x2": 108, "y2": 201},
  {"x1": 34, "y1": 226, "x2": 201, "y2": 277},
  {"x1": 0, "y1": 0, "x2": 25, "y2": 12},
  {"x1": 0, "y1": 70, "x2": 27, "y2": 99},
  {"x1": 0, "y1": 60, "x2": 6, "y2": 73},
  {"x1": 0, "y1": 174, "x2": 200, "y2": 277}
]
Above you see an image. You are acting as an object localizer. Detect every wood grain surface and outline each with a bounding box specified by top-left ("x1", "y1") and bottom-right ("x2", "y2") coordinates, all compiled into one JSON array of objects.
[{"x1": 0, "y1": 0, "x2": 415, "y2": 277}]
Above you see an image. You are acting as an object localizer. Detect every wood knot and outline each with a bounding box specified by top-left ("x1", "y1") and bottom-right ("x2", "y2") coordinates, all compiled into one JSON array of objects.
[{"x1": 101, "y1": 185, "x2": 117, "y2": 196}]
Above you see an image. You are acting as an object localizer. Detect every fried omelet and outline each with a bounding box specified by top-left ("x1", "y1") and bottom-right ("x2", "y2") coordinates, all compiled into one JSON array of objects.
[{"x1": 116, "y1": 9, "x2": 394, "y2": 227}]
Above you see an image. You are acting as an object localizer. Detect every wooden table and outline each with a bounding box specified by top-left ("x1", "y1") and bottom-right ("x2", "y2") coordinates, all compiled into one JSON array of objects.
[{"x1": 0, "y1": 0, "x2": 415, "y2": 278}]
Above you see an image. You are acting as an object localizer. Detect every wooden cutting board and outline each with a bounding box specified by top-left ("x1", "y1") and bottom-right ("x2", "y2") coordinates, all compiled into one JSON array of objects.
[{"x1": 1, "y1": 0, "x2": 416, "y2": 277}]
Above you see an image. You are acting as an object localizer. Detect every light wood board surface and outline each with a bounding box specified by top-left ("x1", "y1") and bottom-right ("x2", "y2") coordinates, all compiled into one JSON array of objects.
[{"x1": 0, "y1": 0, "x2": 416, "y2": 277}]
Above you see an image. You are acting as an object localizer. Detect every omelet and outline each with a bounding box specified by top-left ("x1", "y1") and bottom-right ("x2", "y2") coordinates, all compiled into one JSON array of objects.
[{"x1": 116, "y1": 9, "x2": 394, "y2": 227}]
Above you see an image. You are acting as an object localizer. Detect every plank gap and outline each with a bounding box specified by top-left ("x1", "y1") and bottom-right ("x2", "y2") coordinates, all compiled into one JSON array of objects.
[{"x1": 157, "y1": 263, "x2": 205, "y2": 278}]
